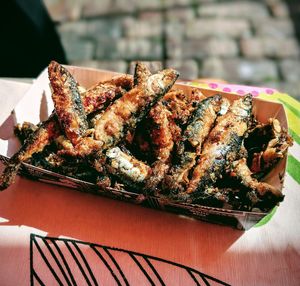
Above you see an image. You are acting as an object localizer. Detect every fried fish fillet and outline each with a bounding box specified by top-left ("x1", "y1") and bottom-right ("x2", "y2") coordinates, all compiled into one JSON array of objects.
[
  {"x1": 163, "y1": 95, "x2": 223, "y2": 194},
  {"x1": 184, "y1": 95, "x2": 253, "y2": 202},
  {"x1": 49, "y1": 61, "x2": 89, "y2": 145},
  {"x1": 0, "y1": 64, "x2": 132, "y2": 190},
  {"x1": 93, "y1": 68, "x2": 179, "y2": 150}
]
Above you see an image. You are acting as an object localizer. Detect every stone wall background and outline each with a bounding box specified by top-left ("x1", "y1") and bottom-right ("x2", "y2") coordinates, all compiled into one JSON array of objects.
[{"x1": 44, "y1": 0, "x2": 300, "y2": 99}]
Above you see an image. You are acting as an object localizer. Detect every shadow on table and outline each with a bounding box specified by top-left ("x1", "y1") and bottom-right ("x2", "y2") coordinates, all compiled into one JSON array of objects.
[{"x1": 0, "y1": 176, "x2": 243, "y2": 267}]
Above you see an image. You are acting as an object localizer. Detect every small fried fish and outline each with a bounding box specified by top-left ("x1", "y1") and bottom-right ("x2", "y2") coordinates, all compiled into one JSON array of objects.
[
  {"x1": 0, "y1": 115, "x2": 61, "y2": 190},
  {"x1": 49, "y1": 61, "x2": 89, "y2": 145},
  {"x1": 134, "y1": 61, "x2": 152, "y2": 87},
  {"x1": 93, "y1": 68, "x2": 179, "y2": 150},
  {"x1": 144, "y1": 102, "x2": 174, "y2": 191},
  {"x1": 184, "y1": 95, "x2": 253, "y2": 202},
  {"x1": 163, "y1": 95, "x2": 223, "y2": 194},
  {"x1": 230, "y1": 158, "x2": 284, "y2": 210},
  {"x1": 0, "y1": 66, "x2": 131, "y2": 190}
]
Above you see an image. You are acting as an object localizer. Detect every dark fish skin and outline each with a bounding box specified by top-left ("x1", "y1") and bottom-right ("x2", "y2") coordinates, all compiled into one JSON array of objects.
[
  {"x1": 0, "y1": 115, "x2": 61, "y2": 190},
  {"x1": 230, "y1": 158, "x2": 284, "y2": 209},
  {"x1": 181, "y1": 94, "x2": 223, "y2": 155},
  {"x1": 183, "y1": 95, "x2": 253, "y2": 202},
  {"x1": 162, "y1": 95, "x2": 223, "y2": 194},
  {"x1": 49, "y1": 61, "x2": 88, "y2": 146},
  {"x1": 182, "y1": 133, "x2": 243, "y2": 203},
  {"x1": 94, "y1": 68, "x2": 179, "y2": 150}
]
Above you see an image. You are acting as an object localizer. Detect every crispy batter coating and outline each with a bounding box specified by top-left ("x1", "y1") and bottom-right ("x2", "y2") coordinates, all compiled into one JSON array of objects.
[
  {"x1": 162, "y1": 88, "x2": 205, "y2": 126},
  {"x1": 149, "y1": 102, "x2": 173, "y2": 161},
  {"x1": 141, "y1": 88, "x2": 206, "y2": 191},
  {"x1": 49, "y1": 61, "x2": 88, "y2": 145},
  {"x1": 82, "y1": 75, "x2": 132, "y2": 114},
  {"x1": 0, "y1": 70, "x2": 132, "y2": 190},
  {"x1": 163, "y1": 152, "x2": 197, "y2": 194},
  {"x1": 94, "y1": 68, "x2": 179, "y2": 150},
  {"x1": 14, "y1": 122, "x2": 38, "y2": 144},
  {"x1": 134, "y1": 62, "x2": 152, "y2": 86},
  {"x1": 1, "y1": 62, "x2": 292, "y2": 213},
  {"x1": 145, "y1": 102, "x2": 173, "y2": 191}
]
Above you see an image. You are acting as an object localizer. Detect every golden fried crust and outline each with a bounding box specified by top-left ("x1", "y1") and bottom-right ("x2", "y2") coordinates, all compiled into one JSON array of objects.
[
  {"x1": 134, "y1": 62, "x2": 152, "y2": 86},
  {"x1": 163, "y1": 88, "x2": 205, "y2": 125},
  {"x1": 108, "y1": 74, "x2": 133, "y2": 90},
  {"x1": 163, "y1": 152, "x2": 197, "y2": 193},
  {"x1": 14, "y1": 122, "x2": 38, "y2": 143},
  {"x1": 1, "y1": 67, "x2": 132, "y2": 190},
  {"x1": 94, "y1": 69, "x2": 179, "y2": 150},
  {"x1": 49, "y1": 61, "x2": 88, "y2": 146},
  {"x1": 82, "y1": 83, "x2": 125, "y2": 114},
  {"x1": 18, "y1": 119, "x2": 61, "y2": 161},
  {"x1": 149, "y1": 102, "x2": 173, "y2": 161},
  {"x1": 143, "y1": 88, "x2": 205, "y2": 191},
  {"x1": 57, "y1": 136, "x2": 103, "y2": 157},
  {"x1": 82, "y1": 75, "x2": 133, "y2": 114},
  {"x1": 145, "y1": 102, "x2": 174, "y2": 191}
]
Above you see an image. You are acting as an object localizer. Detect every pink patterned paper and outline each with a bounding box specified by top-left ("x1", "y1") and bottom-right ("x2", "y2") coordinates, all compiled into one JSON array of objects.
[{"x1": 180, "y1": 81, "x2": 277, "y2": 97}]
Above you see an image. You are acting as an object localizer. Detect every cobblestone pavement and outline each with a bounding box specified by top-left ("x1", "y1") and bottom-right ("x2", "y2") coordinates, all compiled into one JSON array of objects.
[{"x1": 44, "y1": 0, "x2": 300, "y2": 100}]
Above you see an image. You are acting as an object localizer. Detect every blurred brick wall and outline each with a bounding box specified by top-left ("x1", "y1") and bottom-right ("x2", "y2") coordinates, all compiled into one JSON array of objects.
[{"x1": 44, "y1": 0, "x2": 300, "y2": 99}]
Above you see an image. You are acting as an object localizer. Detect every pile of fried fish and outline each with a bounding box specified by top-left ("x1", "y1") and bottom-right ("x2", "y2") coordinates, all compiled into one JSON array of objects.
[{"x1": 0, "y1": 61, "x2": 293, "y2": 212}]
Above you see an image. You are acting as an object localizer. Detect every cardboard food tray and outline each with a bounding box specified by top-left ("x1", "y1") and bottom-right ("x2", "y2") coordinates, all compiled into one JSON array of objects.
[{"x1": 0, "y1": 65, "x2": 288, "y2": 230}]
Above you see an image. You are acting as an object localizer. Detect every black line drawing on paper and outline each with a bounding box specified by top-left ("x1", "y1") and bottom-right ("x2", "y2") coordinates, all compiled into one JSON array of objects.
[{"x1": 30, "y1": 233, "x2": 230, "y2": 286}]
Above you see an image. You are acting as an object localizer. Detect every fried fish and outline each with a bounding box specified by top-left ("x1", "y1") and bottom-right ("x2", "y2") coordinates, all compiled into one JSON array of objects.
[
  {"x1": 163, "y1": 95, "x2": 223, "y2": 194},
  {"x1": 93, "y1": 68, "x2": 179, "y2": 150},
  {"x1": 0, "y1": 64, "x2": 132, "y2": 190},
  {"x1": 184, "y1": 95, "x2": 253, "y2": 202}
]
